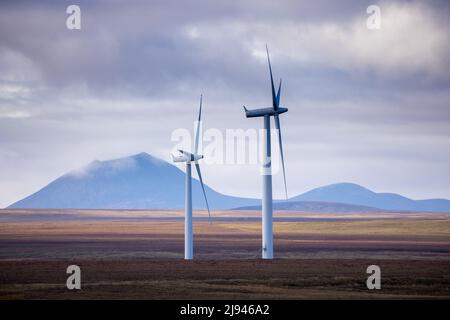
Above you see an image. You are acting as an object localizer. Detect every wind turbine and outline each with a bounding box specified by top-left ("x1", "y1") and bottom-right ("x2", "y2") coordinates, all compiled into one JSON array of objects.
[
  {"x1": 243, "y1": 45, "x2": 288, "y2": 259},
  {"x1": 172, "y1": 94, "x2": 211, "y2": 260}
]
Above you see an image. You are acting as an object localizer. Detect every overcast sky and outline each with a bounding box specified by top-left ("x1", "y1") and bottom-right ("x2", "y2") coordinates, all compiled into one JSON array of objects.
[{"x1": 1, "y1": 0, "x2": 450, "y2": 207}]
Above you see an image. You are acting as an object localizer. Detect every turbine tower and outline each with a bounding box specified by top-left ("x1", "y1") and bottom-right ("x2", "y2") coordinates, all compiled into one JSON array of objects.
[
  {"x1": 243, "y1": 45, "x2": 288, "y2": 259},
  {"x1": 172, "y1": 94, "x2": 211, "y2": 260}
]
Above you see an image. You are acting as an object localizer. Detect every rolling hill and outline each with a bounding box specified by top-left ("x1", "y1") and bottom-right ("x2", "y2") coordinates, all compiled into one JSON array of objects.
[{"x1": 288, "y1": 183, "x2": 450, "y2": 212}]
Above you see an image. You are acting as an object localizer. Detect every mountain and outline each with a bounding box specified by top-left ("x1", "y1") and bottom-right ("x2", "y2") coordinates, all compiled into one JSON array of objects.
[
  {"x1": 8, "y1": 153, "x2": 259, "y2": 210},
  {"x1": 288, "y1": 183, "x2": 450, "y2": 213},
  {"x1": 234, "y1": 201, "x2": 387, "y2": 213},
  {"x1": 8, "y1": 155, "x2": 450, "y2": 213}
]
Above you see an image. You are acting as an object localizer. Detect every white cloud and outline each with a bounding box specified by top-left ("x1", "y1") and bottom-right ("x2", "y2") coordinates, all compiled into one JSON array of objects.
[
  {"x1": 187, "y1": 1, "x2": 450, "y2": 78},
  {"x1": 293, "y1": 1, "x2": 450, "y2": 77},
  {"x1": 0, "y1": 47, "x2": 41, "y2": 82},
  {"x1": 68, "y1": 156, "x2": 138, "y2": 178},
  {"x1": 0, "y1": 84, "x2": 31, "y2": 99},
  {"x1": 0, "y1": 110, "x2": 31, "y2": 119}
]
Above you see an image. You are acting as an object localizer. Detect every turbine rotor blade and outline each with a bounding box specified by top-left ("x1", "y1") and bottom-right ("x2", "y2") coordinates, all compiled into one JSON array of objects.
[
  {"x1": 276, "y1": 78, "x2": 282, "y2": 107},
  {"x1": 195, "y1": 163, "x2": 211, "y2": 221},
  {"x1": 274, "y1": 114, "x2": 288, "y2": 200},
  {"x1": 266, "y1": 44, "x2": 277, "y2": 110},
  {"x1": 194, "y1": 94, "x2": 202, "y2": 154}
]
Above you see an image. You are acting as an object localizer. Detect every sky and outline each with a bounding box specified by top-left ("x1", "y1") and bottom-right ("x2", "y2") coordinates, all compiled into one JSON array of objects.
[{"x1": 1, "y1": 0, "x2": 450, "y2": 207}]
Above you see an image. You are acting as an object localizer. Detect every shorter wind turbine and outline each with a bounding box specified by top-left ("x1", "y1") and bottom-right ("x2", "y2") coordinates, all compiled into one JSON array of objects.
[{"x1": 172, "y1": 94, "x2": 211, "y2": 260}]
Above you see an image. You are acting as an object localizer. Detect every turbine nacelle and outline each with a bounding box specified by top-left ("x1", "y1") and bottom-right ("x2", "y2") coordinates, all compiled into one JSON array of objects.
[
  {"x1": 243, "y1": 106, "x2": 288, "y2": 118},
  {"x1": 172, "y1": 150, "x2": 203, "y2": 163}
]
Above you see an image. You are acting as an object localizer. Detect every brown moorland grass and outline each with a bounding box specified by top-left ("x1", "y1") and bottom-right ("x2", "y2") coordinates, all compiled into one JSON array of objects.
[
  {"x1": 0, "y1": 209, "x2": 449, "y2": 299},
  {"x1": 0, "y1": 259, "x2": 449, "y2": 299}
]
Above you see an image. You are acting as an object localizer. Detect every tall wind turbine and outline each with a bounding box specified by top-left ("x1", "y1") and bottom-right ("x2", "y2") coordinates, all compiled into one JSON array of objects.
[
  {"x1": 172, "y1": 94, "x2": 211, "y2": 260},
  {"x1": 243, "y1": 45, "x2": 288, "y2": 259}
]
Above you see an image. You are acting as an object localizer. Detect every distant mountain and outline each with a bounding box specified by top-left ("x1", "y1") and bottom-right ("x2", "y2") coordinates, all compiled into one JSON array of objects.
[
  {"x1": 234, "y1": 201, "x2": 387, "y2": 213},
  {"x1": 288, "y1": 183, "x2": 450, "y2": 213},
  {"x1": 8, "y1": 154, "x2": 450, "y2": 213},
  {"x1": 8, "y1": 153, "x2": 259, "y2": 210}
]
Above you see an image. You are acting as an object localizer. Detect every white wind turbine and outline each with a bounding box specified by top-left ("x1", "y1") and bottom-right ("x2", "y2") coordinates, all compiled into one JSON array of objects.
[
  {"x1": 243, "y1": 45, "x2": 288, "y2": 259},
  {"x1": 172, "y1": 94, "x2": 211, "y2": 260}
]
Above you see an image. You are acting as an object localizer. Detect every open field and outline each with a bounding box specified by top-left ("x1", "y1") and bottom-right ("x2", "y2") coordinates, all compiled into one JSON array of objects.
[
  {"x1": 1, "y1": 259, "x2": 449, "y2": 300},
  {"x1": 0, "y1": 209, "x2": 449, "y2": 299}
]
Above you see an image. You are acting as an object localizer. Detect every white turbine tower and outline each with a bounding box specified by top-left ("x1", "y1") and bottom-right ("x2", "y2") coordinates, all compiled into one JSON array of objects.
[
  {"x1": 243, "y1": 45, "x2": 288, "y2": 259},
  {"x1": 172, "y1": 94, "x2": 211, "y2": 260}
]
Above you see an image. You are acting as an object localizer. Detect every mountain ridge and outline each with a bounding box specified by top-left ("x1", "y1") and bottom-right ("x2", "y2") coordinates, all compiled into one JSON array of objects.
[
  {"x1": 289, "y1": 182, "x2": 450, "y2": 212},
  {"x1": 7, "y1": 153, "x2": 450, "y2": 212}
]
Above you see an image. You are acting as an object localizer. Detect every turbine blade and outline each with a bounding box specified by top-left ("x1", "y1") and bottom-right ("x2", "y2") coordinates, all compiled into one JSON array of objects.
[
  {"x1": 276, "y1": 78, "x2": 282, "y2": 107},
  {"x1": 266, "y1": 44, "x2": 277, "y2": 110},
  {"x1": 194, "y1": 94, "x2": 202, "y2": 154},
  {"x1": 195, "y1": 163, "x2": 211, "y2": 221},
  {"x1": 274, "y1": 114, "x2": 288, "y2": 200}
]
